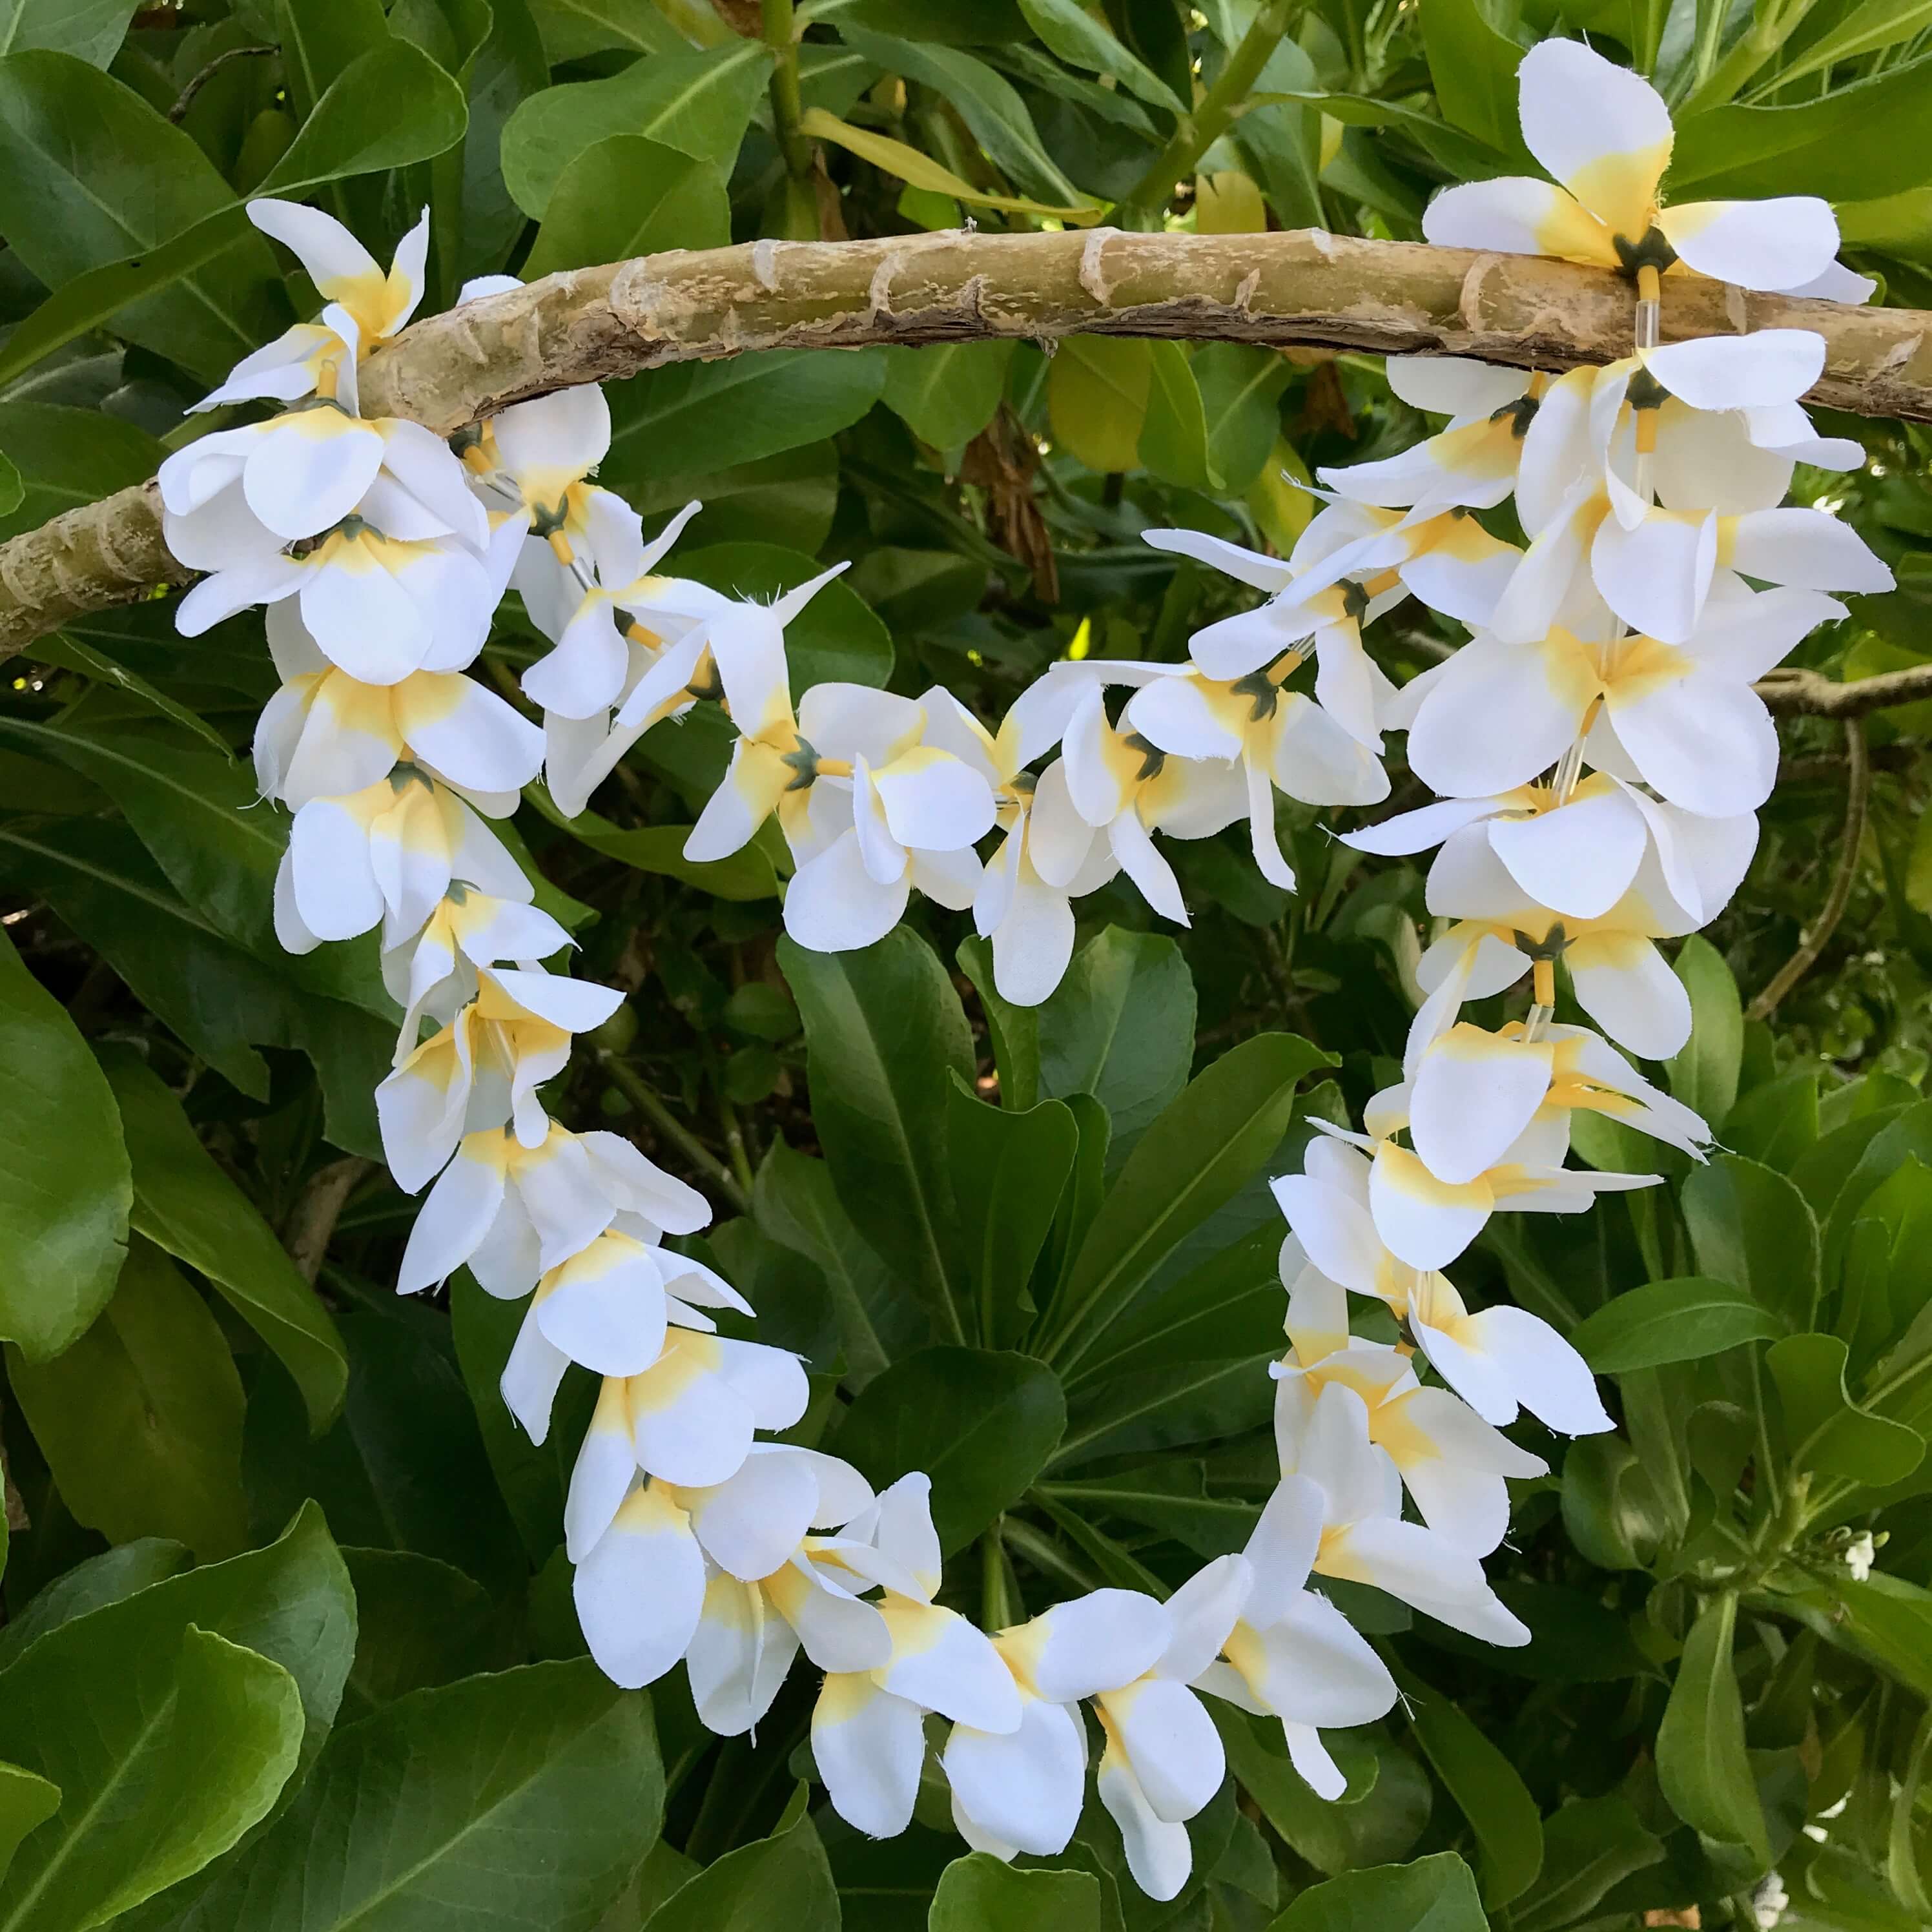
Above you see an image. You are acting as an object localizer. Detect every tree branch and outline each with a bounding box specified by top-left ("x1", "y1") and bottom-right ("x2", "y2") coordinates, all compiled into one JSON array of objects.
[
  {"x1": 1755, "y1": 664, "x2": 1932, "y2": 718},
  {"x1": 1, "y1": 227, "x2": 1929, "y2": 656}
]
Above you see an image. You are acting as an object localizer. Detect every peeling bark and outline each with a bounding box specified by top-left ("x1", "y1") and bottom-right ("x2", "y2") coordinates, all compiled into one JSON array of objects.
[{"x1": 0, "y1": 227, "x2": 1927, "y2": 657}]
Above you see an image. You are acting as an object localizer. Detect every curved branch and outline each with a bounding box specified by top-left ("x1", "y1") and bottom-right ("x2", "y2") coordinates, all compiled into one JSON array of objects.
[
  {"x1": 1755, "y1": 664, "x2": 1932, "y2": 718},
  {"x1": 1747, "y1": 718, "x2": 1871, "y2": 1024},
  {"x1": 0, "y1": 226, "x2": 1928, "y2": 657}
]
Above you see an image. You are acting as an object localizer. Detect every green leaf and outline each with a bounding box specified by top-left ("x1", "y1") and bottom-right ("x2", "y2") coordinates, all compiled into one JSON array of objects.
[
  {"x1": 643, "y1": 1809, "x2": 835, "y2": 1932},
  {"x1": 1767, "y1": 1331, "x2": 1925, "y2": 1486},
  {"x1": 278, "y1": 0, "x2": 387, "y2": 122},
  {"x1": 337, "y1": 1548, "x2": 500, "y2": 1721},
  {"x1": 1043, "y1": 1033, "x2": 1334, "y2": 1370},
  {"x1": 1014, "y1": 0, "x2": 1182, "y2": 111},
  {"x1": 526, "y1": 0, "x2": 697, "y2": 61},
  {"x1": 930, "y1": 1851, "x2": 1103, "y2": 1929},
  {"x1": 1655, "y1": 1592, "x2": 1771, "y2": 1862},
  {"x1": 0, "y1": 1765, "x2": 57, "y2": 1891},
  {"x1": 1820, "y1": 1572, "x2": 1932, "y2": 1697},
  {"x1": 101, "y1": 1046, "x2": 348, "y2": 1432},
  {"x1": 1670, "y1": 52, "x2": 1932, "y2": 198},
  {"x1": 880, "y1": 340, "x2": 1016, "y2": 451},
  {"x1": 180, "y1": 1660, "x2": 663, "y2": 1932},
  {"x1": 1681, "y1": 1152, "x2": 1821, "y2": 1330},
  {"x1": 1038, "y1": 928, "x2": 1197, "y2": 1158},
  {"x1": 1665, "y1": 934, "x2": 1743, "y2": 1127},
  {"x1": 1417, "y1": 0, "x2": 1531, "y2": 157},
  {"x1": 1399, "y1": 1671, "x2": 1542, "y2": 1908},
  {"x1": 604, "y1": 354, "x2": 889, "y2": 489},
  {"x1": 1048, "y1": 336, "x2": 1152, "y2": 473},
  {"x1": 526, "y1": 788, "x2": 779, "y2": 901},
  {"x1": 946, "y1": 1074, "x2": 1078, "y2": 1350},
  {"x1": 0, "y1": 1540, "x2": 191, "y2": 1674},
  {"x1": 1507, "y1": 1795, "x2": 1665, "y2": 1932},
  {"x1": 1139, "y1": 341, "x2": 1219, "y2": 491},
  {"x1": 0, "y1": 0, "x2": 138, "y2": 66},
  {"x1": 625, "y1": 443, "x2": 838, "y2": 557},
  {"x1": 1559, "y1": 1434, "x2": 1672, "y2": 1571},
  {"x1": 753, "y1": 1139, "x2": 922, "y2": 1387},
  {"x1": 0, "y1": 922, "x2": 129, "y2": 1361},
  {"x1": 1722, "y1": 1068, "x2": 1820, "y2": 1172},
  {"x1": 0, "y1": 400, "x2": 158, "y2": 544},
  {"x1": 501, "y1": 40, "x2": 769, "y2": 217},
  {"x1": 839, "y1": 27, "x2": 1091, "y2": 206},
  {"x1": 0, "y1": 49, "x2": 283, "y2": 384},
  {"x1": 829, "y1": 1346, "x2": 1066, "y2": 1554},
  {"x1": 1195, "y1": 342, "x2": 1294, "y2": 495},
  {"x1": 0, "y1": 1506, "x2": 352, "y2": 1930},
  {"x1": 1572, "y1": 1275, "x2": 1787, "y2": 1372},
  {"x1": 32, "y1": 632, "x2": 231, "y2": 754},
  {"x1": 781, "y1": 930, "x2": 975, "y2": 1342},
  {"x1": 523, "y1": 132, "x2": 730, "y2": 278},
  {"x1": 6, "y1": 1237, "x2": 245, "y2": 1561},
  {"x1": 1266, "y1": 1851, "x2": 1488, "y2": 1930},
  {"x1": 956, "y1": 934, "x2": 1040, "y2": 1113}
]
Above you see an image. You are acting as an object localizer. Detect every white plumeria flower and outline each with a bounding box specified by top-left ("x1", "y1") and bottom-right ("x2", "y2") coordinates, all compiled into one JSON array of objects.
[
  {"x1": 191, "y1": 200, "x2": 429, "y2": 412},
  {"x1": 1273, "y1": 1268, "x2": 1545, "y2": 1554},
  {"x1": 813, "y1": 1477, "x2": 1025, "y2": 1839},
  {"x1": 273, "y1": 762, "x2": 529, "y2": 957},
  {"x1": 1326, "y1": 359, "x2": 1546, "y2": 513},
  {"x1": 1410, "y1": 806, "x2": 1756, "y2": 1061},
  {"x1": 1405, "y1": 1022, "x2": 1711, "y2": 1194},
  {"x1": 252, "y1": 643, "x2": 542, "y2": 815},
  {"x1": 1273, "y1": 1140, "x2": 1612, "y2": 1434},
  {"x1": 1423, "y1": 40, "x2": 1839, "y2": 293},
  {"x1": 1193, "y1": 1475, "x2": 1399, "y2": 1798},
  {"x1": 1342, "y1": 772, "x2": 1743, "y2": 927},
  {"x1": 1122, "y1": 667, "x2": 1389, "y2": 892},
  {"x1": 382, "y1": 884, "x2": 573, "y2": 1052},
  {"x1": 1279, "y1": 1381, "x2": 1530, "y2": 1645},
  {"x1": 1059, "y1": 684, "x2": 1250, "y2": 929},
  {"x1": 942, "y1": 1587, "x2": 1171, "y2": 1864},
  {"x1": 167, "y1": 437, "x2": 508, "y2": 681},
  {"x1": 1310, "y1": 1095, "x2": 1658, "y2": 1273},
  {"x1": 518, "y1": 499, "x2": 707, "y2": 719},
  {"x1": 1401, "y1": 578, "x2": 1848, "y2": 817},
  {"x1": 570, "y1": 1446, "x2": 874, "y2": 1692},
  {"x1": 397, "y1": 1121, "x2": 709, "y2": 1297},
  {"x1": 504, "y1": 1240, "x2": 751, "y2": 1448},
  {"x1": 1144, "y1": 520, "x2": 1412, "y2": 748},
  {"x1": 375, "y1": 965, "x2": 624, "y2": 1190}
]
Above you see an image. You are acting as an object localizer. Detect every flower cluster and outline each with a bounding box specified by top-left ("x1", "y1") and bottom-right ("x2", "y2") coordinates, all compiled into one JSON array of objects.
[{"x1": 157, "y1": 36, "x2": 1890, "y2": 1901}]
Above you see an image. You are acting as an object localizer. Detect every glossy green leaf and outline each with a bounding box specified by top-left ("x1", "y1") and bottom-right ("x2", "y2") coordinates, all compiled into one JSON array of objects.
[
  {"x1": 337, "y1": 1548, "x2": 500, "y2": 1721},
  {"x1": 0, "y1": 1540, "x2": 191, "y2": 1674},
  {"x1": 0, "y1": 1765, "x2": 57, "y2": 1891},
  {"x1": 526, "y1": 0, "x2": 696, "y2": 61},
  {"x1": 1139, "y1": 340, "x2": 1218, "y2": 490},
  {"x1": 1681, "y1": 1152, "x2": 1821, "y2": 1330},
  {"x1": 0, "y1": 400, "x2": 157, "y2": 544},
  {"x1": 945, "y1": 1074, "x2": 1078, "y2": 1349},
  {"x1": 501, "y1": 40, "x2": 768, "y2": 216},
  {"x1": 831, "y1": 1346, "x2": 1065, "y2": 1554},
  {"x1": 1043, "y1": 1033, "x2": 1333, "y2": 1370},
  {"x1": 957, "y1": 933, "x2": 1041, "y2": 1114},
  {"x1": 1508, "y1": 1795, "x2": 1665, "y2": 1932},
  {"x1": 277, "y1": 0, "x2": 387, "y2": 122},
  {"x1": 0, "y1": 0, "x2": 138, "y2": 65},
  {"x1": 1767, "y1": 1331, "x2": 1925, "y2": 1486},
  {"x1": 781, "y1": 930, "x2": 975, "y2": 1341},
  {"x1": 1195, "y1": 342, "x2": 1295, "y2": 493},
  {"x1": 179, "y1": 1660, "x2": 663, "y2": 1932},
  {"x1": 0, "y1": 923, "x2": 129, "y2": 1361},
  {"x1": 1572, "y1": 1275, "x2": 1786, "y2": 1372},
  {"x1": 1665, "y1": 934, "x2": 1743, "y2": 1128},
  {"x1": 523, "y1": 132, "x2": 730, "y2": 278},
  {"x1": 1266, "y1": 1852, "x2": 1487, "y2": 1930},
  {"x1": 605, "y1": 355, "x2": 889, "y2": 489},
  {"x1": 6, "y1": 1237, "x2": 245, "y2": 1560},
  {"x1": 1655, "y1": 1592, "x2": 1771, "y2": 1862},
  {"x1": 880, "y1": 340, "x2": 1016, "y2": 451},
  {"x1": 1038, "y1": 928, "x2": 1197, "y2": 1156},
  {"x1": 644, "y1": 1809, "x2": 835, "y2": 1932},
  {"x1": 31, "y1": 631, "x2": 230, "y2": 753},
  {"x1": 1418, "y1": 0, "x2": 1532, "y2": 156},
  {"x1": 1048, "y1": 335, "x2": 1152, "y2": 472},
  {"x1": 930, "y1": 1851, "x2": 1103, "y2": 1929},
  {"x1": 101, "y1": 1046, "x2": 348, "y2": 1431},
  {"x1": 1722, "y1": 1067, "x2": 1820, "y2": 1172},
  {"x1": 1014, "y1": 0, "x2": 1182, "y2": 110},
  {"x1": 1559, "y1": 1434, "x2": 1672, "y2": 1571},
  {"x1": 1822, "y1": 1572, "x2": 1932, "y2": 1697},
  {"x1": 0, "y1": 1506, "x2": 352, "y2": 1929},
  {"x1": 754, "y1": 1139, "x2": 921, "y2": 1386},
  {"x1": 1400, "y1": 1670, "x2": 1541, "y2": 1907}
]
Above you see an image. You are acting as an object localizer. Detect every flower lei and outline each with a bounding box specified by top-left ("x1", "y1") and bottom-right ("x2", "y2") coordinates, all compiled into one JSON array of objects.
[{"x1": 156, "y1": 40, "x2": 1893, "y2": 1903}]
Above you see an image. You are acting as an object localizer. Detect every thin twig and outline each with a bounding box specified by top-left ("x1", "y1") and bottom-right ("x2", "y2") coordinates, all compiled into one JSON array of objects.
[
  {"x1": 282, "y1": 1155, "x2": 374, "y2": 1286},
  {"x1": 597, "y1": 1051, "x2": 750, "y2": 1213},
  {"x1": 167, "y1": 44, "x2": 275, "y2": 124},
  {"x1": 1747, "y1": 717, "x2": 1871, "y2": 1023}
]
